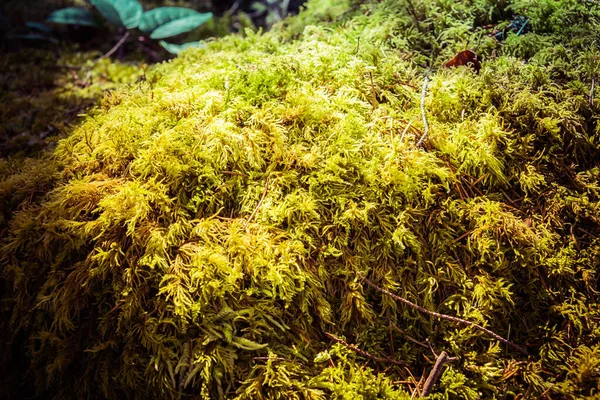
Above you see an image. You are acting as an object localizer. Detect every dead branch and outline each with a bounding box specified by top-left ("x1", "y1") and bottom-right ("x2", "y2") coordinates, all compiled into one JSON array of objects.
[
  {"x1": 357, "y1": 272, "x2": 528, "y2": 355},
  {"x1": 244, "y1": 177, "x2": 270, "y2": 230},
  {"x1": 416, "y1": 76, "x2": 429, "y2": 148},
  {"x1": 421, "y1": 351, "x2": 449, "y2": 397},
  {"x1": 81, "y1": 31, "x2": 131, "y2": 87},
  {"x1": 369, "y1": 72, "x2": 378, "y2": 109},
  {"x1": 325, "y1": 332, "x2": 408, "y2": 366}
]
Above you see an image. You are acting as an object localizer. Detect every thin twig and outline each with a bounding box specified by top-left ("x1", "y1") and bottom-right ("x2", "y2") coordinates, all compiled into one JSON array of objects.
[
  {"x1": 404, "y1": 367, "x2": 420, "y2": 398},
  {"x1": 453, "y1": 229, "x2": 473, "y2": 243},
  {"x1": 244, "y1": 177, "x2": 270, "y2": 230},
  {"x1": 102, "y1": 31, "x2": 131, "y2": 61},
  {"x1": 325, "y1": 332, "x2": 408, "y2": 366},
  {"x1": 411, "y1": 368, "x2": 426, "y2": 398},
  {"x1": 388, "y1": 319, "x2": 428, "y2": 349},
  {"x1": 421, "y1": 351, "x2": 449, "y2": 397},
  {"x1": 399, "y1": 118, "x2": 415, "y2": 143},
  {"x1": 226, "y1": 0, "x2": 242, "y2": 16},
  {"x1": 252, "y1": 356, "x2": 287, "y2": 362},
  {"x1": 416, "y1": 76, "x2": 429, "y2": 148},
  {"x1": 470, "y1": 172, "x2": 488, "y2": 187},
  {"x1": 590, "y1": 77, "x2": 595, "y2": 106},
  {"x1": 357, "y1": 272, "x2": 528, "y2": 355},
  {"x1": 222, "y1": 170, "x2": 247, "y2": 177},
  {"x1": 405, "y1": 0, "x2": 425, "y2": 34},
  {"x1": 81, "y1": 31, "x2": 131, "y2": 86},
  {"x1": 369, "y1": 72, "x2": 378, "y2": 110}
]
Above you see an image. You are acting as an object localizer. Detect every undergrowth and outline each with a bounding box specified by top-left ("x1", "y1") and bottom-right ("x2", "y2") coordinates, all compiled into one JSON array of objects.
[{"x1": 1, "y1": 0, "x2": 600, "y2": 398}]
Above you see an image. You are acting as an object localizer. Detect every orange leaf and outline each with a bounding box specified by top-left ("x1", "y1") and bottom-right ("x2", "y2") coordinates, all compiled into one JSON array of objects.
[{"x1": 444, "y1": 50, "x2": 481, "y2": 72}]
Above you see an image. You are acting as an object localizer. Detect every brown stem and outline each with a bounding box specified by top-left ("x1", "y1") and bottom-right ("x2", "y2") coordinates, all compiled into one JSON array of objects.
[
  {"x1": 369, "y1": 72, "x2": 378, "y2": 110},
  {"x1": 405, "y1": 0, "x2": 426, "y2": 34},
  {"x1": 325, "y1": 332, "x2": 408, "y2": 366},
  {"x1": 416, "y1": 76, "x2": 429, "y2": 148},
  {"x1": 80, "y1": 31, "x2": 131, "y2": 87},
  {"x1": 421, "y1": 351, "x2": 448, "y2": 397},
  {"x1": 244, "y1": 177, "x2": 270, "y2": 230},
  {"x1": 357, "y1": 272, "x2": 528, "y2": 355}
]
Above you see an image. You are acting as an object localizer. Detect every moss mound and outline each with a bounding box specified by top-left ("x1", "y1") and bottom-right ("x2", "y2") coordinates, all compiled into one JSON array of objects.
[{"x1": 2, "y1": 0, "x2": 600, "y2": 398}]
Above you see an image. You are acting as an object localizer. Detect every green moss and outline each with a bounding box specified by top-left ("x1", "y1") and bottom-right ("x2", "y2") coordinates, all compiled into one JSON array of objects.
[{"x1": 1, "y1": 0, "x2": 600, "y2": 398}]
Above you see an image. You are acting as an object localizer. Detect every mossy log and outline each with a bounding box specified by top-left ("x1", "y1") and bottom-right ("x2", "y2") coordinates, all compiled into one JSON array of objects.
[{"x1": 1, "y1": 0, "x2": 600, "y2": 398}]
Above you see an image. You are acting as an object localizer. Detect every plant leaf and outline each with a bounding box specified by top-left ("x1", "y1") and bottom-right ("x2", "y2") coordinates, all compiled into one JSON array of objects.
[
  {"x1": 158, "y1": 40, "x2": 204, "y2": 54},
  {"x1": 46, "y1": 7, "x2": 99, "y2": 27},
  {"x1": 231, "y1": 336, "x2": 268, "y2": 351},
  {"x1": 7, "y1": 33, "x2": 59, "y2": 43},
  {"x1": 139, "y1": 7, "x2": 211, "y2": 39},
  {"x1": 89, "y1": 0, "x2": 143, "y2": 29},
  {"x1": 150, "y1": 14, "x2": 212, "y2": 39},
  {"x1": 25, "y1": 22, "x2": 54, "y2": 33}
]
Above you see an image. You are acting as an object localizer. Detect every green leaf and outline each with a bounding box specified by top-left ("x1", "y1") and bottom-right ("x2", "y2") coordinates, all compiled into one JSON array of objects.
[
  {"x1": 25, "y1": 22, "x2": 54, "y2": 33},
  {"x1": 46, "y1": 7, "x2": 99, "y2": 27},
  {"x1": 89, "y1": 0, "x2": 142, "y2": 29},
  {"x1": 7, "y1": 33, "x2": 59, "y2": 43},
  {"x1": 139, "y1": 7, "x2": 211, "y2": 39},
  {"x1": 231, "y1": 336, "x2": 268, "y2": 351},
  {"x1": 158, "y1": 40, "x2": 204, "y2": 54}
]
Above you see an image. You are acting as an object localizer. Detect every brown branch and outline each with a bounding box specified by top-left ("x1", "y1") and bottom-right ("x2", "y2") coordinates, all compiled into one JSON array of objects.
[
  {"x1": 405, "y1": 0, "x2": 426, "y2": 34},
  {"x1": 357, "y1": 272, "x2": 528, "y2": 355},
  {"x1": 244, "y1": 177, "x2": 270, "y2": 230},
  {"x1": 591, "y1": 77, "x2": 595, "y2": 107},
  {"x1": 421, "y1": 351, "x2": 449, "y2": 397},
  {"x1": 81, "y1": 31, "x2": 131, "y2": 87},
  {"x1": 325, "y1": 332, "x2": 408, "y2": 366},
  {"x1": 471, "y1": 173, "x2": 488, "y2": 187},
  {"x1": 388, "y1": 319, "x2": 428, "y2": 349},
  {"x1": 416, "y1": 76, "x2": 429, "y2": 148},
  {"x1": 369, "y1": 72, "x2": 378, "y2": 110},
  {"x1": 252, "y1": 356, "x2": 287, "y2": 362},
  {"x1": 453, "y1": 229, "x2": 473, "y2": 243}
]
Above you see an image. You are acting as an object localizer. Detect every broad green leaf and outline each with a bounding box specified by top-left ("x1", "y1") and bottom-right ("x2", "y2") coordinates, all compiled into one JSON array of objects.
[
  {"x1": 231, "y1": 336, "x2": 268, "y2": 351},
  {"x1": 90, "y1": 0, "x2": 142, "y2": 29},
  {"x1": 151, "y1": 14, "x2": 212, "y2": 39},
  {"x1": 139, "y1": 7, "x2": 211, "y2": 38},
  {"x1": 8, "y1": 33, "x2": 59, "y2": 43},
  {"x1": 25, "y1": 22, "x2": 54, "y2": 33},
  {"x1": 47, "y1": 7, "x2": 99, "y2": 27},
  {"x1": 158, "y1": 40, "x2": 204, "y2": 54}
]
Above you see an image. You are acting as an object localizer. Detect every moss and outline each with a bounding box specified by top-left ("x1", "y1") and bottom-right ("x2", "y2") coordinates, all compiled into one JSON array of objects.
[{"x1": 1, "y1": 0, "x2": 600, "y2": 398}]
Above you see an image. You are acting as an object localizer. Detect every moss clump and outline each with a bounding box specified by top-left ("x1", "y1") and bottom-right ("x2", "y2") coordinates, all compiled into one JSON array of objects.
[{"x1": 1, "y1": 0, "x2": 600, "y2": 398}]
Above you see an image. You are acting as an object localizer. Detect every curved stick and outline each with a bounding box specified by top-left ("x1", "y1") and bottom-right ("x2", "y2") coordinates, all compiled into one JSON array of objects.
[
  {"x1": 357, "y1": 272, "x2": 528, "y2": 355},
  {"x1": 416, "y1": 76, "x2": 429, "y2": 148}
]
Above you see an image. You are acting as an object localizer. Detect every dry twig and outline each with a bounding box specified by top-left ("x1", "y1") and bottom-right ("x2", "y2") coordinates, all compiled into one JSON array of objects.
[
  {"x1": 244, "y1": 177, "x2": 270, "y2": 230},
  {"x1": 421, "y1": 351, "x2": 449, "y2": 397},
  {"x1": 416, "y1": 76, "x2": 429, "y2": 148},
  {"x1": 81, "y1": 31, "x2": 131, "y2": 87},
  {"x1": 325, "y1": 332, "x2": 407, "y2": 366},
  {"x1": 369, "y1": 72, "x2": 378, "y2": 109},
  {"x1": 357, "y1": 272, "x2": 528, "y2": 355}
]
